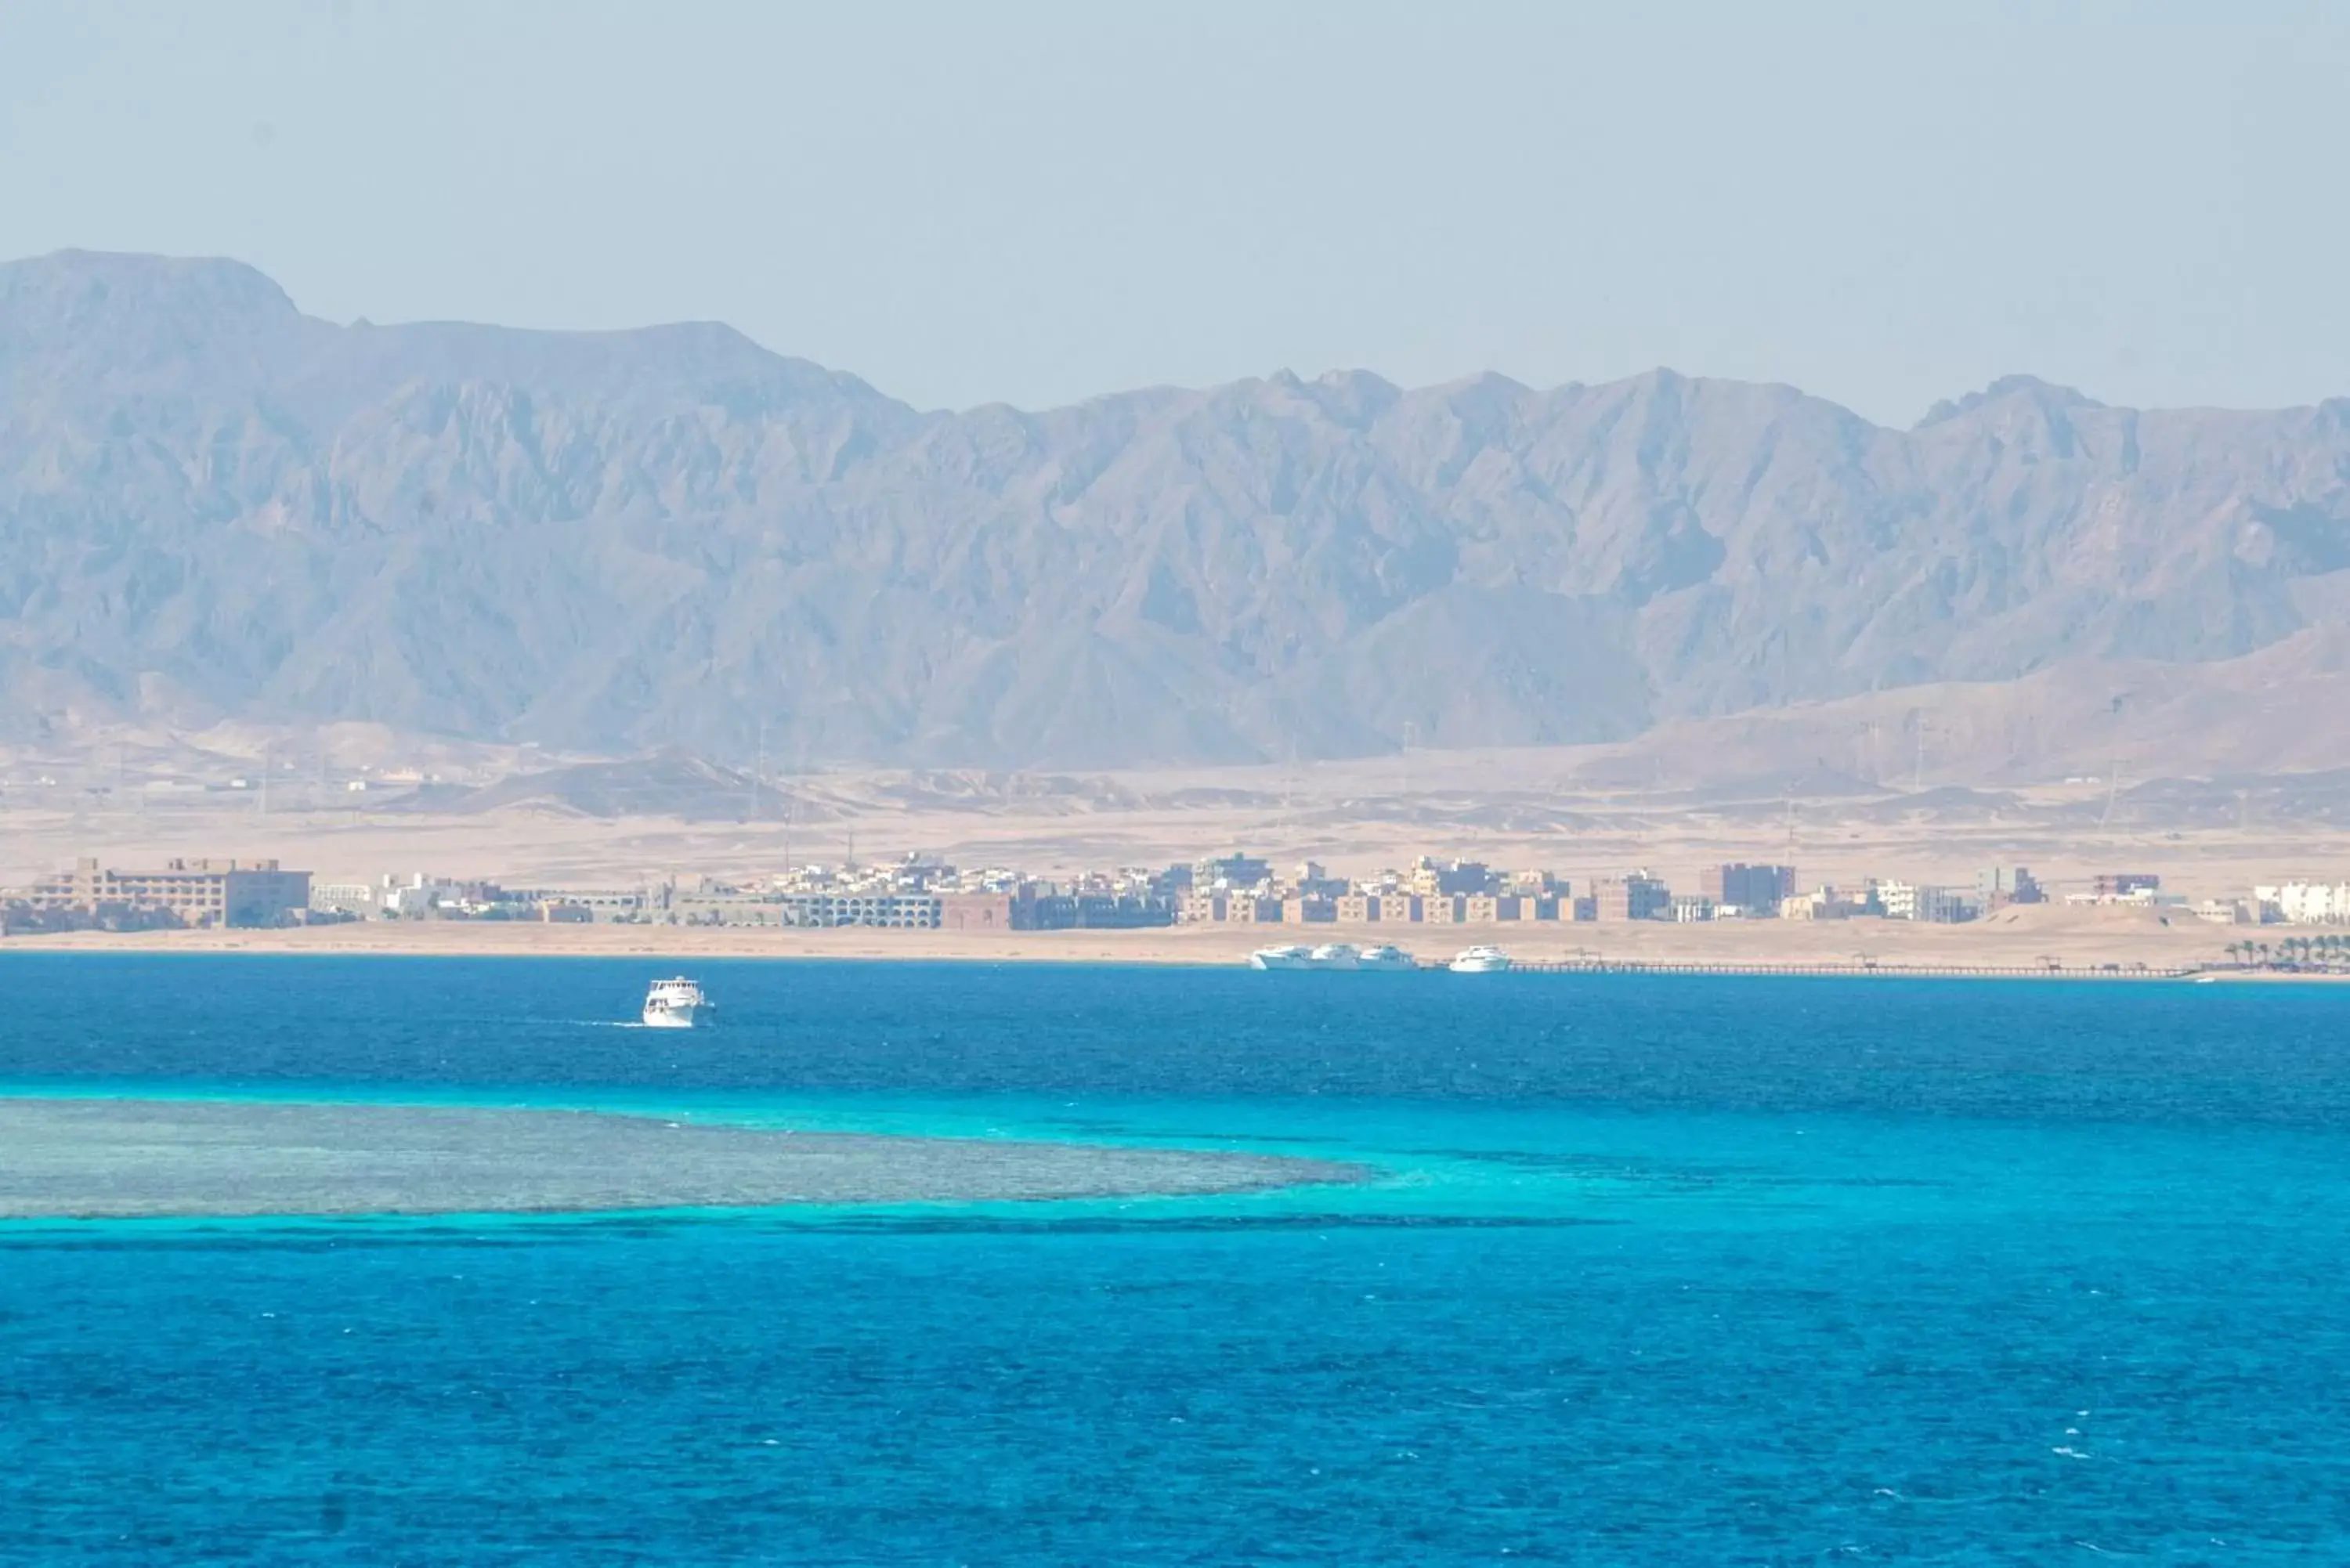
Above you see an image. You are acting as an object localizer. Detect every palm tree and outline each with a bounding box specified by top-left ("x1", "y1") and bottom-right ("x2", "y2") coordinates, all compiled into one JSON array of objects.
[{"x1": 2225, "y1": 941, "x2": 2245, "y2": 966}]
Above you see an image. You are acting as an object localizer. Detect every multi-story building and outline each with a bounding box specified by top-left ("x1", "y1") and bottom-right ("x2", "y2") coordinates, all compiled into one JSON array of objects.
[
  {"x1": 1193, "y1": 853, "x2": 1271, "y2": 891},
  {"x1": 1976, "y1": 865, "x2": 2044, "y2": 907},
  {"x1": 535, "y1": 887, "x2": 656, "y2": 922},
  {"x1": 309, "y1": 882, "x2": 378, "y2": 916},
  {"x1": 28, "y1": 858, "x2": 312, "y2": 928},
  {"x1": 1591, "y1": 873, "x2": 1670, "y2": 922},
  {"x1": 1922, "y1": 886, "x2": 1981, "y2": 923},
  {"x1": 938, "y1": 893, "x2": 1016, "y2": 930},
  {"x1": 1178, "y1": 892, "x2": 1229, "y2": 924},
  {"x1": 1782, "y1": 885, "x2": 1864, "y2": 920},
  {"x1": 1009, "y1": 891, "x2": 1179, "y2": 930},
  {"x1": 1408, "y1": 858, "x2": 1499, "y2": 898},
  {"x1": 2254, "y1": 882, "x2": 2350, "y2": 925},
  {"x1": 1699, "y1": 864, "x2": 1794, "y2": 916},
  {"x1": 777, "y1": 891, "x2": 943, "y2": 927},
  {"x1": 1289, "y1": 862, "x2": 1350, "y2": 899},
  {"x1": 1878, "y1": 882, "x2": 1978, "y2": 923}
]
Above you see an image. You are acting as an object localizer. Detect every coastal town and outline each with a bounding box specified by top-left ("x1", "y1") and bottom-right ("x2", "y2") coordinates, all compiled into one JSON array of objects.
[{"x1": 7, "y1": 851, "x2": 2349, "y2": 957}]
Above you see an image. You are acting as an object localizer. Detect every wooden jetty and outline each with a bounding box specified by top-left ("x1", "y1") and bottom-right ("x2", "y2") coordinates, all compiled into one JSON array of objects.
[{"x1": 1436, "y1": 957, "x2": 2201, "y2": 980}]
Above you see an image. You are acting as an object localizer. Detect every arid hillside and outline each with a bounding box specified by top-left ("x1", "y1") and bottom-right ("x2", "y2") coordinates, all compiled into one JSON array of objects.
[{"x1": 5, "y1": 250, "x2": 2347, "y2": 770}]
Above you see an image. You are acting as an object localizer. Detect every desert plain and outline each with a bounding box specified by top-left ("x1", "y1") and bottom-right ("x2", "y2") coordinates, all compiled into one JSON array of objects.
[{"x1": 9, "y1": 728, "x2": 2348, "y2": 975}]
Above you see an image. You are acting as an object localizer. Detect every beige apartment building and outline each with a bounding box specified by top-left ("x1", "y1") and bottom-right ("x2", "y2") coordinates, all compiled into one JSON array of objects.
[{"x1": 30, "y1": 858, "x2": 312, "y2": 928}]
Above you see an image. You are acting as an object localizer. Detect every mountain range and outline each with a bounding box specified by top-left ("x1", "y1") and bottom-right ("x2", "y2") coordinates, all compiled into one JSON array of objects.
[{"x1": 4, "y1": 248, "x2": 2347, "y2": 771}]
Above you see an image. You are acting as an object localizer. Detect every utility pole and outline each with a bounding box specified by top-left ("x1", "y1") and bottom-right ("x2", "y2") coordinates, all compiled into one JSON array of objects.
[
  {"x1": 779, "y1": 738, "x2": 795, "y2": 878},
  {"x1": 2098, "y1": 694, "x2": 2126, "y2": 829}
]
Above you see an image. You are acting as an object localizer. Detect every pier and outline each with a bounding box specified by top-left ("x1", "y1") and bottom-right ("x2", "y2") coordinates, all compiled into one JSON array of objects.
[{"x1": 1443, "y1": 957, "x2": 2201, "y2": 980}]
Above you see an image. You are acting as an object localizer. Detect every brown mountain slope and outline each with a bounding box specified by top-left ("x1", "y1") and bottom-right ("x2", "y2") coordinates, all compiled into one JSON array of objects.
[{"x1": 3, "y1": 251, "x2": 2347, "y2": 768}]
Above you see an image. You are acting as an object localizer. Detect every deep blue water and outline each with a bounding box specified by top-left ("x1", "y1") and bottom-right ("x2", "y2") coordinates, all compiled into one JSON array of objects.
[{"x1": 5, "y1": 956, "x2": 2350, "y2": 1564}]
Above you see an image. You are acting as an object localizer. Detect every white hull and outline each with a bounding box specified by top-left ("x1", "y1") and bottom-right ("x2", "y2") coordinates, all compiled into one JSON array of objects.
[
  {"x1": 1252, "y1": 944, "x2": 1417, "y2": 971},
  {"x1": 1448, "y1": 948, "x2": 1513, "y2": 974},
  {"x1": 642, "y1": 976, "x2": 711, "y2": 1027}
]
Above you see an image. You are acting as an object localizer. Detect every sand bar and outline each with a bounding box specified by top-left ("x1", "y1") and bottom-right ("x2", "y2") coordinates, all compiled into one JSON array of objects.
[{"x1": 0, "y1": 1099, "x2": 1365, "y2": 1219}]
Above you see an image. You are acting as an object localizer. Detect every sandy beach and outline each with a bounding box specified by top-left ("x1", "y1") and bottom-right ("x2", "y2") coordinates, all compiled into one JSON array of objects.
[
  {"x1": 0, "y1": 898, "x2": 2294, "y2": 974},
  {"x1": 0, "y1": 1098, "x2": 1365, "y2": 1219}
]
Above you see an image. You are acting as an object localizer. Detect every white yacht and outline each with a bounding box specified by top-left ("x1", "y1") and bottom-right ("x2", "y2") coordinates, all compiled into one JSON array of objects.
[
  {"x1": 1447, "y1": 945, "x2": 1513, "y2": 974},
  {"x1": 642, "y1": 977, "x2": 712, "y2": 1028},
  {"x1": 1356, "y1": 944, "x2": 1415, "y2": 972},
  {"x1": 1248, "y1": 945, "x2": 1315, "y2": 970},
  {"x1": 1307, "y1": 943, "x2": 1360, "y2": 970}
]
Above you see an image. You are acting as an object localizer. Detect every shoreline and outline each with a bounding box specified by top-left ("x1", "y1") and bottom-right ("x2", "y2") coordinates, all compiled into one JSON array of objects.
[
  {"x1": 0, "y1": 1097, "x2": 1368, "y2": 1220},
  {"x1": 2, "y1": 916, "x2": 2341, "y2": 981}
]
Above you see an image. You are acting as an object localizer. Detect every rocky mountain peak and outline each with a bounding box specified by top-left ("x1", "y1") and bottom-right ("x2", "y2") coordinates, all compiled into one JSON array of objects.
[{"x1": 2, "y1": 252, "x2": 2345, "y2": 768}]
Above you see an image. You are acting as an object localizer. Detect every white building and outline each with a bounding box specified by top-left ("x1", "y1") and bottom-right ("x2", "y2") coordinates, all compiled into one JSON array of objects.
[
  {"x1": 1878, "y1": 882, "x2": 1978, "y2": 924},
  {"x1": 2254, "y1": 882, "x2": 2350, "y2": 924},
  {"x1": 309, "y1": 883, "x2": 377, "y2": 914}
]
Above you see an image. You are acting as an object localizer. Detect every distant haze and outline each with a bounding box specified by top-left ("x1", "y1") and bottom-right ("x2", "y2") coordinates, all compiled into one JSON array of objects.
[
  {"x1": 2, "y1": 250, "x2": 2347, "y2": 770},
  {"x1": 1, "y1": 3, "x2": 2347, "y2": 423}
]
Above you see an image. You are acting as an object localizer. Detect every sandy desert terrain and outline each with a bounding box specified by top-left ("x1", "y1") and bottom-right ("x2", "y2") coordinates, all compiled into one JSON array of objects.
[
  {"x1": 8, "y1": 736, "x2": 2347, "y2": 975},
  {"x1": 6, "y1": 749, "x2": 2348, "y2": 891}
]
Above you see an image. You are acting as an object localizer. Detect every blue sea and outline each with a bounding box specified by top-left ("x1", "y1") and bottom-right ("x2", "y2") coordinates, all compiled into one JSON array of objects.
[{"x1": 4, "y1": 956, "x2": 2349, "y2": 1564}]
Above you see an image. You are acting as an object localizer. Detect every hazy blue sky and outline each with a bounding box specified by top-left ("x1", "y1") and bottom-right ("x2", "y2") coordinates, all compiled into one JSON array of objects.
[{"x1": 2, "y1": 1, "x2": 2343, "y2": 421}]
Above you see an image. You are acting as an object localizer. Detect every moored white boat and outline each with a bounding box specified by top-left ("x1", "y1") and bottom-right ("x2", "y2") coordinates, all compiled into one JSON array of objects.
[
  {"x1": 1356, "y1": 945, "x2": 1415, "y2": 971},
  {"x1": 1447, "y1": 945, "x2": 1512, "y2": 974},
  {"x1": 1307, "y1": 943, "x2": 1360, "y2": 970},
  {"x1": 1248, "y1": 945, "x2": 1314, "y2": 970},
  {"x1": 642, "y1": 976, "x2": 711, "y2": 1028}
]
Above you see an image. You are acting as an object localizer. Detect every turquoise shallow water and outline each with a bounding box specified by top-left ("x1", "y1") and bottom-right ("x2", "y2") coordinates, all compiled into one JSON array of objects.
[{"x1": 3, "y1": 956, "x2": 2348, "y2": 1563}]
